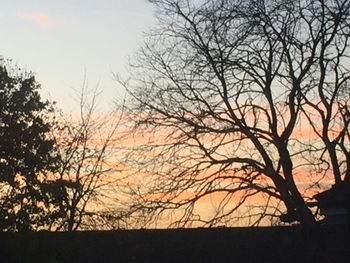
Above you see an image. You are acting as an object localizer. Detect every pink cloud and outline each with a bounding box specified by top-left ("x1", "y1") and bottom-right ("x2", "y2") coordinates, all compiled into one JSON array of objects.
[{"x1": 16, "y1": 12, "x2": 51, "y2": 27}]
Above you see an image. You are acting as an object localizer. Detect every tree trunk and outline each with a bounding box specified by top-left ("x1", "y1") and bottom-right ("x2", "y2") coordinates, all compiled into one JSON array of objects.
[
  {"x1": 292, "y1": 188, "x2": 317, "y2": 227},
  {"x1": 278, "y1": 144, "x2": 317, "y2": 227}
]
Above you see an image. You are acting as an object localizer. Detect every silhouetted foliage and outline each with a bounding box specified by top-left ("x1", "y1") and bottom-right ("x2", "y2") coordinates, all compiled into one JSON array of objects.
[
  {"x1": 0, "y1": 60, "x2": 124, "y2": 231},
  {"x1": 0, "y1": 59, "x2": 68, "y2": 231},
  {"x1": 120, "y1": 0, "x2": 350, "y2": 227}
]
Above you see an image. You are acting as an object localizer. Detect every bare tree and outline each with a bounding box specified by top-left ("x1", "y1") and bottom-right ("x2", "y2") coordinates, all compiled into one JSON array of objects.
[
  {"x1": 119, "y1": 0, "x2": 350, "y2": 227},
  {"x1": 299, "y1": 0, "x2": 350, "y2": 185},
  {"x1": 53, "y1": 85, "x2": 124, "y2": 231}
]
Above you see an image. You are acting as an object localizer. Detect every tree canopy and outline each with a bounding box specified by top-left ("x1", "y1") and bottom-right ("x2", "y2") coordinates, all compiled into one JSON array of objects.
[
  {"x1": 0, "y1": 59, "x2": 68, "y2": 231},
  {"x1": 122, "y1": 0, "x2": 350, "y2": 227},
  {"x1": 0, "y1": 60, "x2": 123, "y2": 231}
]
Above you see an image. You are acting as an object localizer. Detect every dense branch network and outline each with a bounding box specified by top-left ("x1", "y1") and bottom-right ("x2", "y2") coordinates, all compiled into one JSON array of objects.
[{"x1": 121, "y1": 0, "x2": 350, "y2": 227}]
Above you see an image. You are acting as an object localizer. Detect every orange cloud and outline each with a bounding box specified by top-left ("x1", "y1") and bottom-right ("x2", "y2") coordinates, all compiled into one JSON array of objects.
[{"x1": 16, "y1": 12, "x2": 51, "y2": 27}]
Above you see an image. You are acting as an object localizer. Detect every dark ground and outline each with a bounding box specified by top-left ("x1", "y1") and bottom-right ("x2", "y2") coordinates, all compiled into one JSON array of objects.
[{"x1": 0, "y1": 225, "x2": 349, "y2": 263}]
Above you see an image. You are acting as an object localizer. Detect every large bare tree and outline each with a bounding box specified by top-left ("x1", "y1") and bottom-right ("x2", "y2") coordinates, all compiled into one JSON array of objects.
[{"x1": 121, "y1": 0, "x2": 350, "y2": 227}]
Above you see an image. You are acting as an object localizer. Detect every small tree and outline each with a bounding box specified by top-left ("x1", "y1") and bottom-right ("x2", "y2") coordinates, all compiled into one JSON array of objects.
[
  {"x1": 54, "y1": 86, "x2": 124, "y2": 231},
  {"x1": 121, "y1": 0, "x2": 350, "y2": 227},
  {"x1": 0, "y1": 59, "x2": 68, "y2": 231}
]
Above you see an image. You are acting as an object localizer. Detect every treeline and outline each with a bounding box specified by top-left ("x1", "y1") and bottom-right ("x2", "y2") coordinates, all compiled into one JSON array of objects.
[
  {"x1": 2, "y1": 0, "x2": 350, "y2": 231},
  {"x1": 0, "y1": 58, "x2": 124, "y2": 231}
]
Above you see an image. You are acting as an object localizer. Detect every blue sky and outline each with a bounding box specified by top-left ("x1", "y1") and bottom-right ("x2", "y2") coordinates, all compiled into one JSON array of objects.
[{"x1": 0, "y1": 0, "x2": 155, "y2": 110}]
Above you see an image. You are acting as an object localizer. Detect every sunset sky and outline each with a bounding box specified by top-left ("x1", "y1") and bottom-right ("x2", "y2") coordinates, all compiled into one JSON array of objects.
[{"x1": 0, "y1": 0, "x2": 155, "y2": 111}]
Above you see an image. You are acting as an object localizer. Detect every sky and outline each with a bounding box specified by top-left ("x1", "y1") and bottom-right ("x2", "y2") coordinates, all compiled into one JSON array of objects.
[{"x1": 0, "y1": 0, "x2": 155, "y2": 111}]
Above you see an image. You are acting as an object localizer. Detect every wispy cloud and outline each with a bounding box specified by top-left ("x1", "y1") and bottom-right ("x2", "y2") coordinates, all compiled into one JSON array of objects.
[{"x1": 16, "y1": 12, "x2": 51, "y2": 27}]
